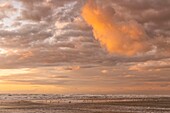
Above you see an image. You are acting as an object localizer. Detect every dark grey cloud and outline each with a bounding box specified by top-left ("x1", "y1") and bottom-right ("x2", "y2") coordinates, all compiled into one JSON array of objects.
[
  {"x1": 0, "y1": 0, "x2": 169, "y2": 71},
  {"x1": 112, "y1": 0, "x2": 170, "y2": 53},
  {"x1": 0, "y1": 1, "x2": 169, "y2": 94},
  {"x1": 0, "y1": 1, "x2": 169, "y2": 95}
]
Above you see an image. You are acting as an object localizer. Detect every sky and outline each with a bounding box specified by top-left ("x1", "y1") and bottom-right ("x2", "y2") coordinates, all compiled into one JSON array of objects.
[{"x1": 0, "y1": 0, "x2": 169, "y2": 94}]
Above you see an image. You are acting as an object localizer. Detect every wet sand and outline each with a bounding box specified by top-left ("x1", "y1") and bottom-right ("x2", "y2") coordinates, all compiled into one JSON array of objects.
[{"x1": 0, "y1": 95, "x2": 170, "y2": 113}]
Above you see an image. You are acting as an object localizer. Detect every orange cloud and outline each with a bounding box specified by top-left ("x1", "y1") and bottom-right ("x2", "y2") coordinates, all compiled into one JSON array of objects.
[
  {"x1": 82, "y1": 0, "x2": 150, "y2": 56},
  {"x1": 19, "y1": 51, "x2": 33, "y2": 60}
]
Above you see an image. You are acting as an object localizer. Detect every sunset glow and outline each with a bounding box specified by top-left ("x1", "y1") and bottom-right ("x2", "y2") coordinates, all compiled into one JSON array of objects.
[{"x1": 0, "y1": 0, "x2": 169, "y2": 95}]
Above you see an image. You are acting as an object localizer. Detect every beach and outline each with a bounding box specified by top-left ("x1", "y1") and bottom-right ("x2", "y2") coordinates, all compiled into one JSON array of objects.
[{"x1": 0, "y1": 94, "x2": 170, "y2": 113}]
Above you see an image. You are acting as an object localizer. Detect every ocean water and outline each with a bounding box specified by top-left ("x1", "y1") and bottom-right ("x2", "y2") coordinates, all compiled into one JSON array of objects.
[{"x1": 0, "y1": 94, "x2": 170, "y2": 113}]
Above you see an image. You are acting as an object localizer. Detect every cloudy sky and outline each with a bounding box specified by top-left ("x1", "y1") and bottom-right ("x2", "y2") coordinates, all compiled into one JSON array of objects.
[{"x1": 0, "y1": 0, "x2": 169, "y2": 94}]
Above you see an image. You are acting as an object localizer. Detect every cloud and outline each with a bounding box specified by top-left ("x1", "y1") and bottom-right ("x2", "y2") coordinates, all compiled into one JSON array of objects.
[
  {"x1": 0, "y1": 2, "x2": 16, "y2": 19},
  {"x1": 101, "y1": 70, "x2": 108, "y2": 74},
  {"x1": 19, "y1": 0, "x2": 79, "y2": 22},
  {"x1": 112, "y1": 0, "x2": 170, "y2": 54},
  {"x1": 129, "y1": 58, "x2": 170, "y2": 71},
  {"x1": 0, "y1": 0, "x2": 169, "y2": 71},
  {"x1": 82, "y1": 0, "x2": 151, "y2": 56},
  {"x1": 55, "y1": 66, "x2": 80, "y2": 72},
  {"x1": 0, "y1": 68, "x2": 30, "y2": 76},
  {"x1": 19, "y1": 0, "x2": 52, "y2": 21},
  {"x1": 0, "y1": 0, "x2": 169, "y2": 94}
]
